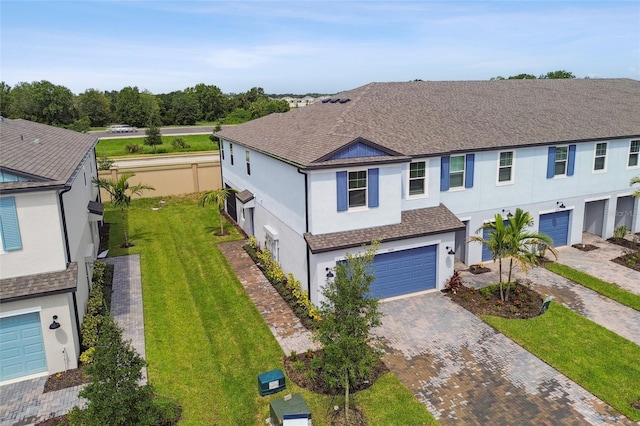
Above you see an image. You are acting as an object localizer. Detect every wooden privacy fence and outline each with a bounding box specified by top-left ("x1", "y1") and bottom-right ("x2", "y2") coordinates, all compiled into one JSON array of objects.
[{"x1": 97, "y1": 154, "x2": 222, "y2": 200}]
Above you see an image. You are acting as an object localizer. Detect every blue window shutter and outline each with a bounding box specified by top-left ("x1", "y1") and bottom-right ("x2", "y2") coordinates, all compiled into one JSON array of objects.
[
  {"x1": 368, "y1": 168, "x2": 379, "y2": 207},
  {"x1": 440, "y1": 156, "x2": 450, "y2": 191},
  {"x1": 567, "y1": 144, "x2": 576, "y2": 176},
  {"x1": 336, "y1": 171, "x2": 347, "y2": 212},
  {"x1": 0, "y1": 197, "x2": 22, "y2": 251},
  {"x1": 546, "y1": 147, "x2": 556, "y2": 178},
  {"x1": 465, "y1": 154, "x2": 475, "y2": 188}
]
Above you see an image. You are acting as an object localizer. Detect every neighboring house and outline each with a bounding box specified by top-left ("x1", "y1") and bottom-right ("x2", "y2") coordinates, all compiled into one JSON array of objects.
[
  {"x1": 217, "y1": 79, "x2": 640, "y2": 305},
  {"x1": 0, "y1": 118, "x2": 101, "y2": 384},
  {"x1": 281, "y1": 96, "x2": 317, "y2": 108}
]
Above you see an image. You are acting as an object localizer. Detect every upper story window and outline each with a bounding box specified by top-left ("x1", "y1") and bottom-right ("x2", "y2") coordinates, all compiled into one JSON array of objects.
[
  {"x1": 245, "y1": 150, "x2": 251, "y2": 175},
  {"x1": 230, "y1": 143, "x2": 234, "y2": 165},
  {"x1": 629, "y1": 140, "x2": 640, "y2": 167},
  {"x1": 408, "y1": 161, "x2": 426, "y2": 196},
  {"x1": 546, "y1": 145, "x2": 575, "y2": 178},
  {"x1": 221, "y1": 141, "x2": 225, "y2": 160},
  {"x1": 593, "y1": 142, "x2": 607, "y2": 171},
  {"x1": 336, "y1": 168, "x2": 379, "y2": 212},
  {"x1": 497, "y1": 151, "x2": 514, "y2": 184},
  {"x1": 348, "y1": 171, "x2": 367, "y2": 208},
  {"x1": 440, "y1": 154, "x2": 474, "y2": 191},
  {"x1": 0, "y1": 196, "x2": 23, "y2": 251}
]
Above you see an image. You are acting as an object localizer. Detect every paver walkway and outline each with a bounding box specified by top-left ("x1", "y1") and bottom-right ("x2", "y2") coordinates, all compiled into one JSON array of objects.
[
  {"x1": 0, "y1": 255, "x2": 145, "y2": 426},
  {"x1": 374, "y1": 292, "x2": 634, "y2": 425}
]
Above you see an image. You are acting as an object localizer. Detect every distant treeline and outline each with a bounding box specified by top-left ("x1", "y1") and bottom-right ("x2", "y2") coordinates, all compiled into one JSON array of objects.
[{"x1": 0, "y1": 81, "x2": 297, "y2": 131}]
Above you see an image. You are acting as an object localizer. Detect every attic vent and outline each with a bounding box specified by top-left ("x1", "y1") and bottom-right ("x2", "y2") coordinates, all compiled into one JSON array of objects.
[
  {"x1": 321, "y1": 98, "x2": 331, "y2": 103},
  {"x1": 322, "y1": 98, "x2": 350, "y2": 104},
  {"x1": 34, "y1": 138, "x2": 41, "y2": 144},
  {"x1": 330, "y1": 98, "x2": 340, "y2": 103},
  {"x1": 339, "y1": 98, "x2": 351, "y2": 104}
]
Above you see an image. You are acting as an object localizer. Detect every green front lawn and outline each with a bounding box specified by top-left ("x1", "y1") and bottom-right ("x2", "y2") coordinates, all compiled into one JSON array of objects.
[
  {"x1": 97, "y1": 134, "x2": 218, "y2": 157},
  {"x1": 484, "y1": 304, "x2": 640, "y2": 421},
  {"x1": 545, "y1": 262, "x2": 640, "y2": 311},
  {"x1": 105, "y1": 195, "x2": 436, "y2": 425}
]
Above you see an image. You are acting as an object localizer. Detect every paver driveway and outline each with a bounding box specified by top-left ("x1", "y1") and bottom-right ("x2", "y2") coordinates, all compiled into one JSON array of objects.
[{"x1": 374, "y1": 292, "x2": 633, "y2": 425}]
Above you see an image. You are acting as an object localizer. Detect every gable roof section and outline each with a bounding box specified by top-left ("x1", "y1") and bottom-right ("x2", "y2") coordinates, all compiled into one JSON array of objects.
[
  {"x1": 217, "y1": 79, "x2": 640, "y2": 168},
  {"x1": 0, "y1": 118, "x2": 98, "y2": 192},
  {"x1": 304, "y1": 204, "x2": 464, "y2": 254},
  {"x1": 0, "y1": 262, "x2": 78, "y2": 302}
]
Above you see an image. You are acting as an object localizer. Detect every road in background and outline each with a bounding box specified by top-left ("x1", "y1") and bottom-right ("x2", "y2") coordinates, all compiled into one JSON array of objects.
[{"x1": 91, "y1": 126, "x2": 215, "y2": 139}]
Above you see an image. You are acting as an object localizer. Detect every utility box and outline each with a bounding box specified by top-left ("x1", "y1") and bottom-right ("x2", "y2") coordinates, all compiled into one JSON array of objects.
[
  {"x1": 258, "y1": 369, "x2": 285, "y2": 396},
  {"x1": 269, "y1": 393, "x2": 311, "y2": 426}
]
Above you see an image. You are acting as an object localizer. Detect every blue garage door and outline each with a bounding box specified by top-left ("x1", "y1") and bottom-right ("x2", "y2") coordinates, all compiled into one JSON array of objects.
[
  {"x1": 370, "y1": 245, "x2": 437, "y2": 299},
  {"x1": 539, "y1": 211, "x2": 570, "y2": 247},
  {"x1": 0, "y1": 312, "x2": 47, "y2": 381}
]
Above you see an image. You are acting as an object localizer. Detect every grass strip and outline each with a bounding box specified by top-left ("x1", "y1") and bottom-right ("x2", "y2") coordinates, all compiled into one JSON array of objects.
[
  {"x1": 483, "y1": 304, "x2": 640, "y2": 421},
  {"x1": 545, "y1": 262, "x2": 640, "y2": 311},
  {"x1": 97, "y1": 134, "x2": 218, "y2": 157},
  {"x1": 106, "y1": 195, "x2": 436, "y2": 425}
]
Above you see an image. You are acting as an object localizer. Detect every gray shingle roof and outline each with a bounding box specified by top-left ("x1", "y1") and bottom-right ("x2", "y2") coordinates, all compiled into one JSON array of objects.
[
  {"x1": 304, "y1": 204, "x2": 464, "y2": 253},
  {"x1": 217, "y1": 79, "x2": 640, "y2": 167},
  {"x1": 0, "y1": 118, "x2": 98, "y2": 191},
  {"x1": 0, "y1": 262, "x2": 78, "y2": 302}
]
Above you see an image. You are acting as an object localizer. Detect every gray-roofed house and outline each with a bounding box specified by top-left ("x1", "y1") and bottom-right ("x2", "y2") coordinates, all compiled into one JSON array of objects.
[
  {"x1": 0, "y1": 118, "x2": 102, "y2": 384},
  {"x1": 217, "y1": 79, "x2": 640, "y2": 305}
]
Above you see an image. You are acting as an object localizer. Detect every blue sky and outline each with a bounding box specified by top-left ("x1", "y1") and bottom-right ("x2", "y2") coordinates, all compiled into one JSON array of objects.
[{"x1": 1, "y1": 1, "x2": 639, "y2": 95}]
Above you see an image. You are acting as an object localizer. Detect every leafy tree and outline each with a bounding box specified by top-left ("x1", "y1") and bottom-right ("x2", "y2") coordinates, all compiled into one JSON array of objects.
[
  {"x1": 198, "y1": 188, "x2": 236, "y2": 235},
  {"x1": 144, "y1": 123, "x2": 162, "y2": 153},
  {"x1": 631, "y1": 176, "x2": 640, "y2": 198},
  {"x1": 470, "y1": 216, "x2": 510, "y2": 299},
  {"x1": 0, "y1": 81, "x2": 12, "y2": 117},
  {"x1": 249, "y1": 98, "x2": 289, "y2": 119},
  {"x1": 93, "y1": 174, "x2": 154, "y2": 247},
  {"x1": 140, "y1": 90, "x2": 161, "y2": 125},
  {"x1": 115, "y1": 87, "x2": 159, "y2": 127},
  {"x1": 502, "y1": 208, "x2": 557, "y2": 301},
  {"x1": 77, "y1": 316, "x2": 158, "y2": 426},
  {"x1": 314, "y1": 242, "x2": 384, "y2": 424},
  {"x1": 508, "y1": 73, "x2": 537, "y2": 80},
  {"x1": 540, "y1": 70, "x2": 575, "y2": 79},
  {"x1": 67, "y1": 116, "x2": 91, "y2": 133},
  {"x1": 209, "y1": 123, "x2": 222, "y2": 146},
  {"x1": 171, "y1": 91, "x2": 200, "y2": 125},
  {"x1": 77, "y1": 89, "x2": 111, "y2": 126},
  {"x1": 9, "y1": 80, "x2": 76, "y2": 125},
  {"x1": 191, "y1": 83, "x2": 227, "y2": 122}
]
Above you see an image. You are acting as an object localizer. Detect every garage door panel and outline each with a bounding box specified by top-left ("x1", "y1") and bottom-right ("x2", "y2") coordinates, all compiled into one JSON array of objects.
[
  {"x1": 0, "y1": 312, "x2": 47, "y2": 381},
  {"x1": 370, "y1": 245, "x2": 437, "y2": 299},
  {"x1": 539, "y1": 211, "x2": 570, "y2": 247}
]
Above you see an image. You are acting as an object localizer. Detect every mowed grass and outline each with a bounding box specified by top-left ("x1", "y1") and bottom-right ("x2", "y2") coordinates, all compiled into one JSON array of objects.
[
  {"x1": 483, "y1": 303, "x2": 640, "y2": 421},
  {"x1": 545, "y1": 262, "x2": 640, "y2": 311},
  {"x1": 105, "y1": 195, "x2": 437, "y2": 425},
  {"x1": 97, "y1": 134, "x2": 218, "y2": 157}
]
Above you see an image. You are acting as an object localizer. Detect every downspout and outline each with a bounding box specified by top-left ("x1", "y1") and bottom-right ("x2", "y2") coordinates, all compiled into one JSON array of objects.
[
  {"x1": 297, "y1": 168, "x2": 311, "y2": 297},
  {"x1": 59, "y1": 186, "x2": 82, "y2": 338}
]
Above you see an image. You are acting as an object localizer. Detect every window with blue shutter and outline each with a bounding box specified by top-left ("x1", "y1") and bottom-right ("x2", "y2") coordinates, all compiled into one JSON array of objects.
[
  {"x1": 465, "y1": 154, "x2": 475, "y2": 188},
  {"x1": 567, "y1": 144, "x2": 576, "y2": 176},
  {"x1": 546, "y1": 147, "x2": 556, "y2": 178},
  {"x1": 0, "y1": 197, "x2": 23, "y2": 251},
  {"x1": 547, "y1": 145, "x2": 575, "y2": 177},
  {"x1": 368, "y1": 168, "x2": 379, "y2": 207},
  {"x1": 440, "y1": 156, "x2": 450, "y2": 191},
  {"x1": 336, "y1": 171, "x2": 347, "y2": 211}
]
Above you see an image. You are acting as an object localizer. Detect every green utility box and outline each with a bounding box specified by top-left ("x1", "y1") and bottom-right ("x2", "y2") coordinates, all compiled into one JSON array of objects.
[
  {"x1": 269, "y1": 393, "x2": 311, "y2": 426},
  {"x1": 258, "y1": 369, "x2": 285, "y2": 396}
]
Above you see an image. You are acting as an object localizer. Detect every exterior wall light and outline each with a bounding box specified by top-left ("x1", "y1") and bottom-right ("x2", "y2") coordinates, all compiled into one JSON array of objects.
[
  {"x1": 557, "y1": 201, "x2": 566, "y2": 209},
  {"x1": 325, "y1": 267, "x2": 334, "y2": 279},
  {"x1": 446, "y1": 246, "x2": 455, "y2": 255},
  {"x1": 49, "y1": 315, "x2": 61, "y2": 330},
  {"x1": 502, "y1": 209, "x2": 513, "y2": 218}
]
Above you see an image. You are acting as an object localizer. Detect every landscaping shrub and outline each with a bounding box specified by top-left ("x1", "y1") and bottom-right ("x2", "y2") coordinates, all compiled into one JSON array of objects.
[
  {"x1": 171, "y1": 137, "x2": 190, "y2": 149},
  {"x1": 126, "y1": 143, "x2": 141, "y2": 153}
]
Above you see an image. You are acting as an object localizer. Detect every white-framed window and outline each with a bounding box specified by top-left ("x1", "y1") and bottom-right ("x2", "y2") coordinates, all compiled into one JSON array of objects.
[
  {"x1": 497, "y1": 151, "x2": 514, "y2": 184},
  {"x1": 221, "y1": 141, "x2": 225, "y2": 160},
  {"x1": 408, "y1": 161, "x2": 426, "y2": 197},
  {"x1": 348, "y1": 170, "x2": 367, "y2": 208},
  {"x1": 629, "y1": 140, "x2": 640, "y2": 167},
  {"x1": 593, "y1": 142, "x2": 607, "y2": 171},
  {"x1": 554, "y1": 146, "x2": 568, "y2": 176},
  {"x1": 230, "y1": 143, "x2": 234, "y2": 165},
  {"x1": 449, "y1": 155, "x2": 465, "y2": 188},
  {"x1": 245, "y1": 150, "x2": 251, "y2": 175}
]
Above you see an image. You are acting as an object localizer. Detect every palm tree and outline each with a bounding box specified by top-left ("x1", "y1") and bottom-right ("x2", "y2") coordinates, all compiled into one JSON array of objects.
[
  {"x1": 94, "y1": 173, "x2": 154, "y2": 247},
  {"x1": 503, "y1": 208, "x2": 558, "y2": 301},
  {"x1": 198, "y1": 188, "x2": 236, "y2": 235},
  {"x1": 469, "y1": 214, "x2": 510, "y2": 299},
  {"x1": 631, "y1": 176, "x2": 640, "y2": 198}
]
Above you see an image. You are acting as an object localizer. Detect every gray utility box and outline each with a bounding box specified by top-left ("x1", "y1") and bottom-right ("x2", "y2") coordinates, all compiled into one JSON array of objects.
[
  {"x1": 258, "y1": 369, "x2": 286, "y2": 396},
  {"x1": 269, "y1": 393, "x2": 311, "y2": 426}
]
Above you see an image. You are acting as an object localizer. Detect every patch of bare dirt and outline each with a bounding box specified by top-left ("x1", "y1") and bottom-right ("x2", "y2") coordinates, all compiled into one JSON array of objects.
[
  {"x1": 571, "y1": 243, "x2": 599, "y2": 252},
  {"x1": 43, "y1": 366, "x2": 90, "y2": 393},
  {"x1": 328, "y1": 405, "x2": 367, "y2": 426},
  {"x1": 444, "y1": 281, "x2": 544, "y2": 319}
]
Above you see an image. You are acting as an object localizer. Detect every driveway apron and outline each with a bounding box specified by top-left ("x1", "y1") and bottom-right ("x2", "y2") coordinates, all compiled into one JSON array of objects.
[{"x1": 374, "y1": 292, "x2": 633, "y2": 425}]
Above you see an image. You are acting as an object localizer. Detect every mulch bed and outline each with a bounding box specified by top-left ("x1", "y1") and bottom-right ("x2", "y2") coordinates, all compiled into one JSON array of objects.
[
  {"x1": 611, "y1": 252, "x2": 640, "y2": 272},
  {"x1": 43, "y1": 366, "x2": 90, "y2": 393},
  {"x1": 444, "y1": 280, "x2": 545, "y2": 319},
  {"x1": 469, "y1": 264, "x2": 491, "y2": 274},
  {"x1": 607, "y1": 237, "x2": 640, "y2": 251},
  {"x1": 572, "y1": 243, "x2": 599, "y2": 252}
]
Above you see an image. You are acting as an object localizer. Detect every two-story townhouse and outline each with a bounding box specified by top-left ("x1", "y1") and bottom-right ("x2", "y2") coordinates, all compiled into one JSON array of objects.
[
  {"x1": 217, "y1": 79, "x2": 640, "y2": 305},
  {"x1": 0, "y1": 118, "x2": 101, "y2": 384}
]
